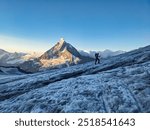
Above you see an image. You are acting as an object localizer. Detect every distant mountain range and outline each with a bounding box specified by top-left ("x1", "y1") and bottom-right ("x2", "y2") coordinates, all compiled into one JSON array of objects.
[
  {"x1": 0, "y1": 49, "x2": 26, "y2": 66},
  {"x1": 0, "y1": 38, "x2": 125, "y2": 73},
  {"x1": 0, "y1": 49, "x2": 41, "y2": 65},
  {"x1": 79, "y1": 49, "x2": 125, "y2": 59}
]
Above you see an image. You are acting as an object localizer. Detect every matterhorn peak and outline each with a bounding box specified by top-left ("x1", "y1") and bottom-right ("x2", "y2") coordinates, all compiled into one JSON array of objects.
[{"x1": 59, "y1": 38, "x2": 65, "y2": 44}]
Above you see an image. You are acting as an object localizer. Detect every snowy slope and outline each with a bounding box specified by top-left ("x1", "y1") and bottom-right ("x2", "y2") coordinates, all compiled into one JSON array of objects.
[
  {"x1": 0, "y1": 67, "x2": 24, "y2": 75},
  {"x1": 0, "y1": 45, "x2": 150, "y2": 112}
]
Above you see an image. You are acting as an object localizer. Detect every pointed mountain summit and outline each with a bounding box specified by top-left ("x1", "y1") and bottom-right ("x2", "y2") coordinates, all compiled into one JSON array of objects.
[
  {"x1": 40, "y1": 38, "x2": 81, "y2": 59},
  {"x1": 39, "y1": 38, "x2": 93, "y2": 68},
  {"x1": 19, "y1": 38, "x2": 94, "y2": 73}
]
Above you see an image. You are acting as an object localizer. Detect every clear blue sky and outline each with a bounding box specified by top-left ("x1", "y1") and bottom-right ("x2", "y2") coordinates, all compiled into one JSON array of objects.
[{"x1": 0, "y1": 0, "x2": 150, "y2": 53}]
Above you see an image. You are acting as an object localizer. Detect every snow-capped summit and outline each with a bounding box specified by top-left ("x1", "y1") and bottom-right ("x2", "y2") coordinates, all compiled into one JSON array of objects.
[
  {"x1": 39, "y1": 38, "x2": 93, "y2": 68},
  {"x1": 40, "y1": 38, "x2": 81, "y2": 60},
  {"x1": 59, "y1": 37, "x2": 65, "y2": 44}
]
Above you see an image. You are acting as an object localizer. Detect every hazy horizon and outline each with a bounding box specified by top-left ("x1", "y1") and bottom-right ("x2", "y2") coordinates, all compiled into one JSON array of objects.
[
  {"x1": 0, "y1": 0, "x2": 150, "y2": 53},
  {"x1": 0, "y1": 35, "x2": 149, "y2": 54}
]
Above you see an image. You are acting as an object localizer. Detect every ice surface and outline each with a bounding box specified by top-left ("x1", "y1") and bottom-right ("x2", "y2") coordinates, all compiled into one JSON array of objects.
[{"x1": 0, "y1": 45, "x2": 150, "y2": 112}]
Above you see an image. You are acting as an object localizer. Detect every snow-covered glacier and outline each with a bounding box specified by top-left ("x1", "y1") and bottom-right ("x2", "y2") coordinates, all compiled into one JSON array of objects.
[{"x1": 0, "y1": 45, "x2": 150, "y2": 112}]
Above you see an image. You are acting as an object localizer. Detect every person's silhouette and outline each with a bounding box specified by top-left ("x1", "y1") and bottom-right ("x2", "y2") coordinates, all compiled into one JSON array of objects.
[{"x1": 95, "y1": 53, "x2": 100, "y2": 65}]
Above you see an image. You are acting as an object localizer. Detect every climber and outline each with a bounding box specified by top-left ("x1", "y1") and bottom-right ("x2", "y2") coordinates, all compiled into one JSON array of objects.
[{"x1": 95, "y1": 53, "x2": 100, "y2": 65}]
